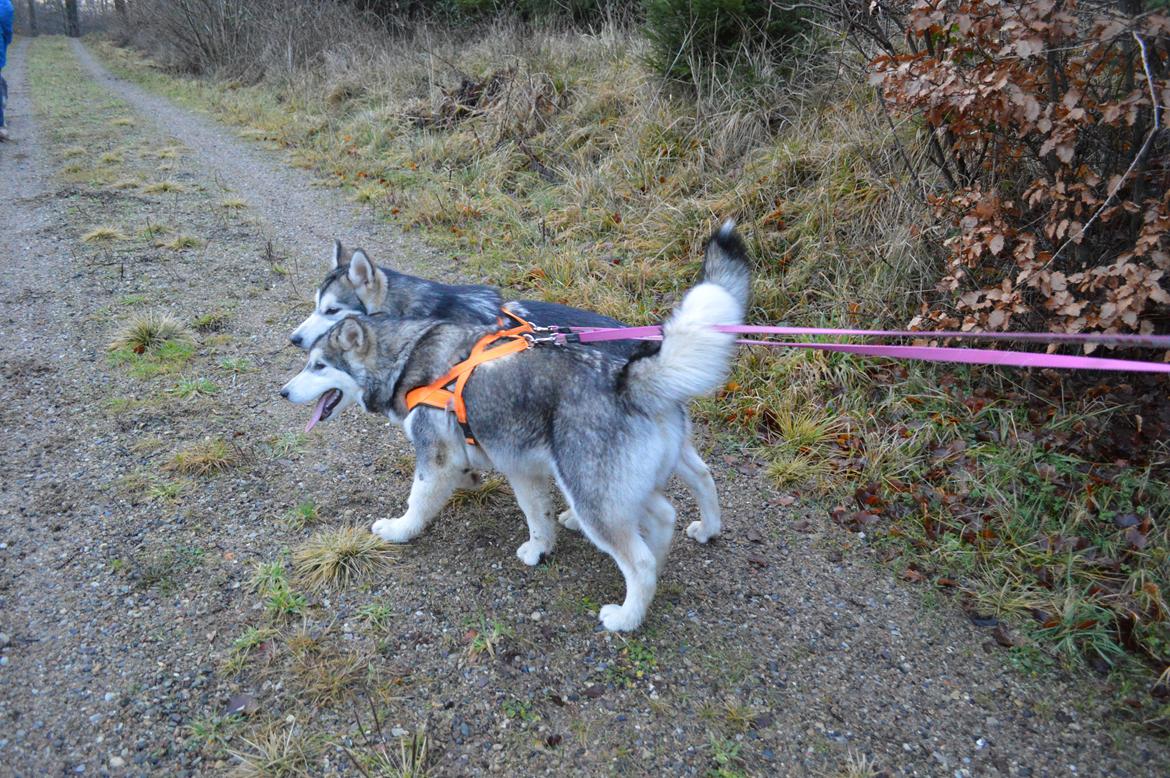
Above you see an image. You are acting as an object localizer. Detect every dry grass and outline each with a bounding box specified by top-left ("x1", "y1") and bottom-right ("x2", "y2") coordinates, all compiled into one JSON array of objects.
[
  {"x1": 835, "y1": 750, "x2": 881, "y2": 778},
  {"x1": 293, "y1": 527, "x2": 398, "y2": 591},
  {"x1": 82, "y1": 225, "x2": 130, "y2": 243},
  {"x1": 292, "y1": 649, "x2": 371, "y2": 708},
  {"x1": 107, "y1": 311, "x2": 194, "y2": 354},
  {"x1": 166, "y1": 437, "x2": 244, "y2": 476},
  {"x1": 448, "y1": 475, "x2": 509, "y2": 510},
  {"x1": 143, "y1": 179, "x2": 186, "y2": 193},
  {"x1": 161, "y1": 234, "x2": 202, "y2": 250},
  {"x1": 229, "y1": 726, "x2": 317, "y2": 778}
]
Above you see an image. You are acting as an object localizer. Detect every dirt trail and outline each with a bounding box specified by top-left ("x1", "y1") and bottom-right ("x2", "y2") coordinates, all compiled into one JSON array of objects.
[
  {"x1": 0, "y1": 37, "x2": 1166, "y2": 777},
  {"x1": 67, "y1": 38, "x2": 443, "y2": 281}
]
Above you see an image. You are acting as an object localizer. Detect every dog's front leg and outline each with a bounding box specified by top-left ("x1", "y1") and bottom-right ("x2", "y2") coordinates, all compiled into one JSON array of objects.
[
  {"x1": 508, "y1": 472, "x2": 556, "y2": 566},
  {"x1": 371, "y1": 430, "x2": 463, "y2": 543}
]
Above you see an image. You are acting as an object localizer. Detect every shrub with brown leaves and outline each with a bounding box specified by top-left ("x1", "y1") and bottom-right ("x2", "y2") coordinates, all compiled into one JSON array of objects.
[{"x1": 870, "y1": 1, "x2": 1170, "y2": 343}]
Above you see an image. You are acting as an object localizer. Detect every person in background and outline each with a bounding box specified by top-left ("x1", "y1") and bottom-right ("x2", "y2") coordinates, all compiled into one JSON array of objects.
[{"x1": 0, "y1": 0, "x2": 13, "y2": 141}]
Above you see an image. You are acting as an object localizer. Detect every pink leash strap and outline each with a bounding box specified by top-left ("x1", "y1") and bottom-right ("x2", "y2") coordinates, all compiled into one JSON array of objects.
[{"x1": 561, "y1": 325, "x2": 1170, "y2": 373}]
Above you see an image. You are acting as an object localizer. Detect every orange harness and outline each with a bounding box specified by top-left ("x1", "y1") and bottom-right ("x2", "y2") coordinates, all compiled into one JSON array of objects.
[{"x1": 404, "y1": 311, "x2": 536, "y2": 445}]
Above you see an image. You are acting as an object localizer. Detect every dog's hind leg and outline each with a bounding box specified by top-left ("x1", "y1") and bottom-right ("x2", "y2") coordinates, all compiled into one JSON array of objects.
[
  {"x1": 641, "y1": 492, "x2": 676, "y2": 568},
  {"x1": 557, "y1": 507, "x2": 582, "y2": 532},
  {"x1": 574, "y1": 512, "x2": 659, "y2": 632},
  {"x1": 677, "y1": 439, "x2": 722, "y2": 543},
  {"x1": 509, "y1": 472, "x2": 557, "y2": 566}
]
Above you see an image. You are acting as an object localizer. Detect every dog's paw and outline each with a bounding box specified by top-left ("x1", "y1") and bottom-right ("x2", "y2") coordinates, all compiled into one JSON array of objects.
[
  {"x1": 515, "y1": 539, "x2": 552, "y2": 567},
  {"x1": 557, "y1": 509, "x2": 581, "y2": 532},
  {"x1": 685, "y1": 520, "x2": 719, "y2": 544},
  {"x1": 598, "y1": 603, "x2": 643, "y2": 632},
  {"x1": 371, "y1": 517, "x2": 417, "y2": 544}
]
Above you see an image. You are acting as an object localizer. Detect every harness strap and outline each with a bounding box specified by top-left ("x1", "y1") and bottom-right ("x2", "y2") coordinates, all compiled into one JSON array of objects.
[{"x1": 404, "y1": 310, "x2": 535, "y2": 445}]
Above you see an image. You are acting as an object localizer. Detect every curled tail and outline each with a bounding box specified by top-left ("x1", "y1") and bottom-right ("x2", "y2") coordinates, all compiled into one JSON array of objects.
[{"x1": 619, "y1": 220, "x2": 750, "y2": 413}]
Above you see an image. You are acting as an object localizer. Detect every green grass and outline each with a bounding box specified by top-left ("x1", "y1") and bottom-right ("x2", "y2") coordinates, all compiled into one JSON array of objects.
[
  {"x1": 267, "y1": 431, "x2": 310, "y2": 459},
  {"x1": 356, "y1": 602, "x2": 395, "y2": 631},
  {"x1": 604, "y1": 637, "x2": 659, "y2": 688},
  {"x1": 168, "y1": 377, "x2": 220, "y2": 399},
  {"x1": 193, "y1": 309, "x2": 231, "y2": 332},
  {"x1": 465, "y1": 617, "x2": 512, "y2": 661},
  {"x1": 250, "y1": 560, "x2": 290, "y2": 596},
  {"x1": 284, "y1": 499, "x2": 320, "y2": 531},
  {"x1": 219, "y1": 356, "x2": 254, "y2": 373},
  {"x1": 134, "y1": 544, "x2": 205, "y2": 593},
  {"x1": 187, "y1": 713, "x2": 245, "y2": 757},
  {"x1": 266, "y1": 585, "x2": 309, "y2": 620},
  {"x1": 501, "y1": 697, "x2": 537, "y2": 723},
  {"x1": 223, "y1": 626, "x2": 278, "y2": 675}
]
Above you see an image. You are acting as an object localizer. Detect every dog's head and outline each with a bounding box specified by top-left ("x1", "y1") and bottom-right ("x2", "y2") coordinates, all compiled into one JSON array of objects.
[
  {"x1": 281, "y1": 317, "x2": 378, "y2": 431},
  {"x1": 289, "y1": 241, "x2": 387, "y2": 349}
]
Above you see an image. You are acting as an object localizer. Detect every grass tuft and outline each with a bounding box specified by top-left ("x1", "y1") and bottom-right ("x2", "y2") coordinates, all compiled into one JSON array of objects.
[
  {"x1": 168, "y1": 377, "x2": 220, "y2": 399},
  {"x1": 107, "y1": 312, "x2": 195, "y2": 354},
  {"x1": 293, "y1": 527, "x2": 398, "y2": 591},
  {"x1": 166, "y1": 437, "x2": 243, "y2": 476},
  {"x1": 82, "y1": 225, "x2": 130, "y2": 243},
  {"x1": 161, "y1": 234, "x2": 202, "y2": 250},
  {"x1": 229, "y1": 726, "x2": 316, "y2": 778},
  {"x1": 193, "y1": 309, "x2": 231, "y2": 332},
  {"x1": 143, "y1": 179, "x2": 186, "y2": 193},
  {"x1": 448, "y1": 476, "x2": 509, "y2": 510},
  {"x1": 284, "y1": 499, "x2": 320, "y2": 531}
]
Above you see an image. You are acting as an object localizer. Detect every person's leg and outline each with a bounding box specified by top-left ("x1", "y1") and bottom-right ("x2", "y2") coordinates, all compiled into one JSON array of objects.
[{"x1": 0, "y1": 70, "x2": 7, "y2": 125}]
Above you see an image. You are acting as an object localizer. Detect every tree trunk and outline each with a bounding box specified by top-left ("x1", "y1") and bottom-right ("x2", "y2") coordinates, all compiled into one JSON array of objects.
[
  {"x1": 113, "y1": 0, "x2": 129, "y2": 27},
  {"x1": 26, "y1": 0, "x2": 38, "y2": 36},
  {"x1": 64, "y1": 0, "x2": 80, "y2": 37}
]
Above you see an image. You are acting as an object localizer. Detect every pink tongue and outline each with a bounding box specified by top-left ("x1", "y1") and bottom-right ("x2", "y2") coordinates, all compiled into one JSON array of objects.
[{"x1": 305, "y1": 392, "x2": 330, "y2": 434}]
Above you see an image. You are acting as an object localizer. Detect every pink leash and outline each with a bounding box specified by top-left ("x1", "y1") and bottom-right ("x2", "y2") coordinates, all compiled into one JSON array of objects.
[{"x1": 561, "y1": 325, "x2": 1170, "y2": 373}]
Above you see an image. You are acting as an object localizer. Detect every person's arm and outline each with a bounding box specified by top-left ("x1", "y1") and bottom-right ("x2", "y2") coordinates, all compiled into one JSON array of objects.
[
  {"x1": 1, "y1": 6, "x2": 13, "y2": 47},
  {"x1": 0, "y1": 3, "x2": 13, "y2": 46}
]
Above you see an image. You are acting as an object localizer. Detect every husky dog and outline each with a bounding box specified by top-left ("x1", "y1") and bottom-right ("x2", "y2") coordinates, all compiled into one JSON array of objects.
[
  {"x1": 280, "y1": 223, "x2": 749, "y2": 631},
  {"x1": 289, "y1": 241, "x2": 629, "y2": 351},
  {"x1": 289, "y1": 239, "x2": 728, "y2": 544}
]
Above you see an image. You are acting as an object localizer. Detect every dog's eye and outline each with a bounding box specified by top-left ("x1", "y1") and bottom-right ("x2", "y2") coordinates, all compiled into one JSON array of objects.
[
  {"x1": 312, "y1": 361, "x2": 325, "y2": 371},
  {"x1": 324, "y1": 307, "x2": 341, "y2": 316}
]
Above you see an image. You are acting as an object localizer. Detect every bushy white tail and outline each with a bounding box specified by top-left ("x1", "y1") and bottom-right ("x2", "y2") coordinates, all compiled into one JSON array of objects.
[{"x1": 620, "y1": 221, "x2": 749, "y2": 413}]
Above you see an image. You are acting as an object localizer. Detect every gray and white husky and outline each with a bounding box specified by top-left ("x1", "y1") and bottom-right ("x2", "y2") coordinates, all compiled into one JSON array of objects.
[
  {"x1": 289, "y1": 238, "x2": 728, "y2": 544},
  {"x1": 280, "y1": 223, "x2": 750, "y2": 631}
]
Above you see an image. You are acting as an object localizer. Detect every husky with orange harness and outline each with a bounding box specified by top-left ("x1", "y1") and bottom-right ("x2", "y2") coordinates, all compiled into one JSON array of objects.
[
  {"x1": 280, "y1": 223, "x2": 750, "y2": 631},
  {"x1": 288, "y1": 239, "x2": 729, "y2": 544}
]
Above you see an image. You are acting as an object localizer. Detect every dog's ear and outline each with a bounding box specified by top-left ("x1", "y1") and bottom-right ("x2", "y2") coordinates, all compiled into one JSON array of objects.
[
  {"x1": 336, "y1": 317, "x2": 366, "y2": 352},
  {"x1": 331, "y1": 240, "x2": 347, "y2": 269},
  {"x1": 348, "y1": 249, "x2": 376, "y2": 289}
]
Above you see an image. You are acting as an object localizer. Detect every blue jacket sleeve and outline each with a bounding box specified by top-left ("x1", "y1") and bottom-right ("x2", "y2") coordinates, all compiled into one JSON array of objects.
[{"x1": 0, "y1": 1, "x2": 14, "y2": 48}]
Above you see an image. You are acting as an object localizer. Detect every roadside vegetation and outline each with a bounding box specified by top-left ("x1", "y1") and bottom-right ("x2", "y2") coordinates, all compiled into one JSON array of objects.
[{"x1": 91, "y1": 0, "x2": 1170, "y2": 732}]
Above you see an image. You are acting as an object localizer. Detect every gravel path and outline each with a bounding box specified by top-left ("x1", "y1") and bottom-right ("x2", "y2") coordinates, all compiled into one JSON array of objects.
[
  {"x1": 67, "y1": 38, "x2": 444, "y2": 281},
  {"x1": 0, "y1": 37, "x2": 1166, "y2": 777}
]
